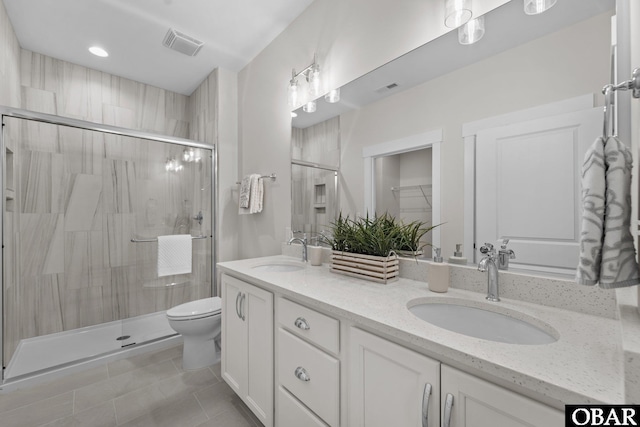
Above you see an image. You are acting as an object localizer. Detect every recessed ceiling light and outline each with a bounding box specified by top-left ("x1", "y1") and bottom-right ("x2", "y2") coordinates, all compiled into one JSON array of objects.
[{"x1": 89, "y1": 46, "x2": 109, "y2": 57}]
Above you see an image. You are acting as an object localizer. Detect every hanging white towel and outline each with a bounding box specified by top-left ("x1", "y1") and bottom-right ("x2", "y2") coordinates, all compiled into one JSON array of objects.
[
  {"x1": 239, "y1": 175, "x2": 251, "y2": 208},
  {"x1": 157, "y1": 234, "x2": 192, "y2": 277},
  {"x1": 238, "y1": 174, "x2": 263, "y2": 215},
  {"x1": 576, "y1": 136, "x2": 640, "y2": 289},
  {"x1": 250, "y1": 175, "x2": 264, "y2": 214}
]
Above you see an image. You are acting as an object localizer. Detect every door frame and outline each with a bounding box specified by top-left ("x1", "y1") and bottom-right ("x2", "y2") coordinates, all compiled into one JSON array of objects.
[
  {"x1": 462, "y1": 94, "x2": 594, "y2": 262},
  {"x1": 363, "y1": 129, "x2": 442, "y2": 250}
]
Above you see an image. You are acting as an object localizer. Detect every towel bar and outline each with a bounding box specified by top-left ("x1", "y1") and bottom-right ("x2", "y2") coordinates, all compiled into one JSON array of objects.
[
  {"x1": 235, "y1": 173, "x2": 276, "y2": 185},
  {"x1": 131, "y1": 235, "x2": 209, "y2": 243}
]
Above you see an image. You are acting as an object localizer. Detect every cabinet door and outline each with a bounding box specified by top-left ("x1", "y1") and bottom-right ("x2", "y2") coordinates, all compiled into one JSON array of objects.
[
  {"x1": 245, "y1": 282, "x2": 274, "y2": 427},
  {"x1": 221, "y1": 275, "x2": 248, "y2": 396},
  {"x1": 221, "y1": 274, "x2": 274, "y2": 427},
  {"x1": 349, "y1": 328, "x2": 440, "y2": 427},
  {"x1": 441, "y1": 365, "x2": 563, "y2": 427}
]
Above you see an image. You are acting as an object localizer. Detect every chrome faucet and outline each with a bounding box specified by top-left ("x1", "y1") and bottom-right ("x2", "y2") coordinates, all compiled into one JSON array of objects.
[
  {"x1": 497, "y1": 239, "x2": 516, "y2": 271},
  {"x1": 478, "y1": 243, "x2": 500, "y2": 302},
  {"x1": 288, "y1": 233, "x2": 308, "y2": 262}
]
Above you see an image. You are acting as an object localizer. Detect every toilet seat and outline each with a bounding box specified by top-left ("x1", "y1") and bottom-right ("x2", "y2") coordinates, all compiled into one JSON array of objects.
[{"x1": 167, "y1": 297, "x2": 222, "y2": 321}]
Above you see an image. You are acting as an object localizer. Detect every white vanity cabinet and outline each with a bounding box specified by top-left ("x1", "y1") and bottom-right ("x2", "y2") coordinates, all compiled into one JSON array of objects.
[
  {"x1": 276, "y1": 297, "x2": 340, "y2": 426},
  {"x1": 441, "y1": 365, "x2": 564, "y2": 427},
  {"x1": 349, "y1": 328, "x2": 563, "y2": 427},
  {"x1": 221, "y1": 274, "x2": 274, "y2": 427},
  {"x1": 349, "y1": 327, "x2": 441, "y2": 427}
]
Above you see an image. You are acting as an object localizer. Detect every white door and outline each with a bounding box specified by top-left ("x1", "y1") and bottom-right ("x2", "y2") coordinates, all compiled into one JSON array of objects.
[
  {"x1": 475, "y1": 107, "x2": 601, "y2": 273},
  {"x1": 349, "y1": 328, "x2": 440, "y2": 427}
]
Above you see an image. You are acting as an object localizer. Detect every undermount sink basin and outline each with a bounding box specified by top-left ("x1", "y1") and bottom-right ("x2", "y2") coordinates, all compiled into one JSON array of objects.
[
  {"x1": 251, "y1": 262, "x2": 305, "y2": 272},
  {"x1": 408, "y1": 300, "x2": 558, "y2": 345}
]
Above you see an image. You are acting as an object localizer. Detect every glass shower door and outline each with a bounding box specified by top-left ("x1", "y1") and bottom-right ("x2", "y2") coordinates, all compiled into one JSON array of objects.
[{"x1": 2, "y1": 115, "x2": 213, "y2": 379}]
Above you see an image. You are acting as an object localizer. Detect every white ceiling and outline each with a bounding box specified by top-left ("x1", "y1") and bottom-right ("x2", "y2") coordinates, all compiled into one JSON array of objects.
[{"x1": 3, "y1": 0, "x2": 315, "y2": 95}]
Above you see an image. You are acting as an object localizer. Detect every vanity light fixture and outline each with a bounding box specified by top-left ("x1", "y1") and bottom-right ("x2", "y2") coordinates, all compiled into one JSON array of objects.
[
  {"x1": 303, "y1": 100, "x2": 317, "y2": 113},
  {"x1": 287, "y1": 54, "x2": 321, "y2": 108},
  {"x1": 325, "y1": 88, "x2": 341, "y2": 103},
  {"x1": 458, "y1": 16, "x2": 485, "y2": 45},
  {"x1": 524, "y1": 0, "x2": 557, "y2": 15},
  {"x1": 89, "y1": 46, "x2": 109, "y2": 57},
  {"x1": 444, "y1": 0, "x2": 472, "y2": 28}
]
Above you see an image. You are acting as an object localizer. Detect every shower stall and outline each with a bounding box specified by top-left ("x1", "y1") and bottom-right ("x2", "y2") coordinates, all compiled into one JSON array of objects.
[{"x1": 0, "y1": 108, "x2": 216, "y2": 381}]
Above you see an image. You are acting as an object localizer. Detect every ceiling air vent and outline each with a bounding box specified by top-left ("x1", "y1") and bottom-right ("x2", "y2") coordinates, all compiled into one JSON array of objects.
[
  {"x1": 375, "y1": 83, "x2": 399, "y2": 94},
  {"x1": 162, "y1": 29, "x2": 204, "y2": 57}
]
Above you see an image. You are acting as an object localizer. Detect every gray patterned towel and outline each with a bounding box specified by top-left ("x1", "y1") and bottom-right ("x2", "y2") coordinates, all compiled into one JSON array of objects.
[{"x1": 576, "y1": 136, "x2": 640, "y2": 288}]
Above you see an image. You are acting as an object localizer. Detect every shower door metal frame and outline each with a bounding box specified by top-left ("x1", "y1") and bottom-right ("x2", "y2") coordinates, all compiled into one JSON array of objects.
[{"x1": 0, "y1": 106, "x2": 218, "y2": 381}]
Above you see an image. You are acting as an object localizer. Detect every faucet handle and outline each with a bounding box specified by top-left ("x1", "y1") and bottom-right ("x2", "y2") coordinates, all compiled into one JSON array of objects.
[
  {"x1": 479, "y1": 243, "x2": 494, "y2": 254},
  {"x1": 499, "y1": 238, "x2": 509, "y2": 249}
]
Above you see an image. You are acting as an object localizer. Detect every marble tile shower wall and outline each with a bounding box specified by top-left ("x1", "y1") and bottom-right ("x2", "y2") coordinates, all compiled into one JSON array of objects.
[{"x1": 1, "y1": 51, "x2": 214, "y2": 364}]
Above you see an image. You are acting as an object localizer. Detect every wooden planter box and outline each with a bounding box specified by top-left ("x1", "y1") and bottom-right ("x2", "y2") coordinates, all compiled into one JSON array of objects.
[{"x1": 330, "y1": 251, "x2": 399, "y2": 284}]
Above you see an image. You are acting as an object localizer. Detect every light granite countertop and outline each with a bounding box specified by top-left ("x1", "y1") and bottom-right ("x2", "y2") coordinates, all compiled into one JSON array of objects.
[{"x1": 218, "y1": 255, "x2": 624, "y2": 409}]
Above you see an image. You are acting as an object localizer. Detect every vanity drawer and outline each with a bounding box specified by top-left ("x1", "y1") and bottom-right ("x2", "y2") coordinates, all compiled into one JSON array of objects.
[
  {"x1": 277, "y1": 386, "x2": 329, "y2": 427},
  {"x1": 277, "y1": 297, "x2": 339, "y2": 354},
  {"x1": 278, "y1": 328, "x2": 339, "y2": 426}
]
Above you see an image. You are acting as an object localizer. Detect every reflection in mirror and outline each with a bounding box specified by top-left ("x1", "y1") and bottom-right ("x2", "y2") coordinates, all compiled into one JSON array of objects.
[
  {"x1": 291, "y1": 163, "x2": 338, "y2": 237},
  {"x1": 291, "y1": 0, "x2": 614, "y2": 275},
  {"x1": 291, "y1": 117, "x2": 340, "y2": 238},
  {"x1": 375, "y1": 148, "x2": 433, "y2": 254}
]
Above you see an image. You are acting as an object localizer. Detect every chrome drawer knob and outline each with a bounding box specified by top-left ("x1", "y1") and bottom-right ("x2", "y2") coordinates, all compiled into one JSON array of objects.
[
  {"x1": 294, "y1": 317, "x2": 310, "y2": 330},
  {"x1": 294, "y1": 366, "x2": 311, "y2": 382}
]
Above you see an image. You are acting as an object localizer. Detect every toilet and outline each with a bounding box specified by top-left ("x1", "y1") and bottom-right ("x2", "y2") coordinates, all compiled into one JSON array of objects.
[{"x1": 167, "y1": 297, "x2": 222, "y2": 370}]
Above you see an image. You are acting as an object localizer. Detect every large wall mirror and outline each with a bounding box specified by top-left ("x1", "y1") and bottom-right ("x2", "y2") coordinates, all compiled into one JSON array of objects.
[{"x1": 292, "y1": 0, "x2": 615, "y2": 273}]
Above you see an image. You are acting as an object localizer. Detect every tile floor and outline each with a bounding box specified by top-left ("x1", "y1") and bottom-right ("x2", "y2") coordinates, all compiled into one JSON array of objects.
[{"x1": 0, "y1": 344, "x2": 262, "y2": 427}]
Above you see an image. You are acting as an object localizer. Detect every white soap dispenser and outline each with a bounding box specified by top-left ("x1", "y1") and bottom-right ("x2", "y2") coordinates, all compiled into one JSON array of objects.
[
  {"x1": 428, "y1": 247, "x2": 450, "y2": 293},
  {"x1": 448, "y1": 244, "x2": 468, "y2": 265}
]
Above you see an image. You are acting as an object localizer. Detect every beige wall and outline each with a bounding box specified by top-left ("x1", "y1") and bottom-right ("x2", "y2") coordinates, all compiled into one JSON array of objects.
[
  {"x1": 339, "y1": 11, "x2": 612, "y2": 258},
  {"x1": 237, "y1": 0, "x2": 509, "y2": 258}
]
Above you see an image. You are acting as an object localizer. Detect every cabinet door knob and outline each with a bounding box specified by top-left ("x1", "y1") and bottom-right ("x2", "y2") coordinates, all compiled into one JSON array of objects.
[
  {"x1": 294, "y1": 366, "x2": 311, "y2": 382},
  {"x1": 422, "y1": 383, "x2": 432, "y2": 427},
  {"x1": 235, "y1": 292, "x2": 242, "y2": 319},
  {"x1": 442, "y1": 393, "x2": 454, "y2": 427},
  {"x1": 294, "y1": 317, "x2": 310, "y2": 330}
]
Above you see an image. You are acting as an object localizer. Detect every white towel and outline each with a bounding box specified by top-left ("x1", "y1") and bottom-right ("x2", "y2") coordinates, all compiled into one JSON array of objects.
[
  {"x1": 157, "y1": 234, "x2": 192, "y2": 277},
  {"x1": 239, "y1": 175, "x2": 251, "y2": 208},
  {"x1": 238, "y1": 174, "x2": 264, "y2": 215},
  {"x1": 576, "y1": 136, "x2": 640, "y2": 289}
]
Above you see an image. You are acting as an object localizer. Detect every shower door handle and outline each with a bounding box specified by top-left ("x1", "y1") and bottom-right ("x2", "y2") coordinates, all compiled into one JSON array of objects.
[{"x1": 235, "y1": 292, "x2": 242, "y2": 319}]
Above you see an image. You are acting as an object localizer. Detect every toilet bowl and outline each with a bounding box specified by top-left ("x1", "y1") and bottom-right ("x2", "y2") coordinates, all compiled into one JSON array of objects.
[{"x1": 167, "y1": 297, "x2": 222, "y2": 370}]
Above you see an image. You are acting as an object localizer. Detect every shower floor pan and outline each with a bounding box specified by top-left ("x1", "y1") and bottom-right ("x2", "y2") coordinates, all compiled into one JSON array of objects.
[{"x1": 4, "y1": 311, "x2": 175, "y2": 379}]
